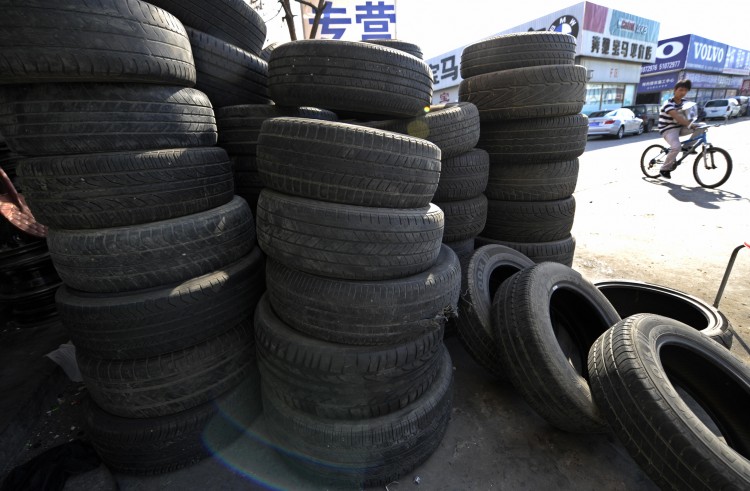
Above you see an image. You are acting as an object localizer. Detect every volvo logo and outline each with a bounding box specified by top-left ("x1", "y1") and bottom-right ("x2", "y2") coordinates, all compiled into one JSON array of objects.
[{"x1": 655, "y1": 40, "x2": 684, "y2": 60}]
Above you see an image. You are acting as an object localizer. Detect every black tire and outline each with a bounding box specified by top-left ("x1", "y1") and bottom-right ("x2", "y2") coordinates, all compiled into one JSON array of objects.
[
  {"x1": 434, "y1": 194, "x2": 488, "y2": 243},
  {"x1": 693, "y1": 146, "x2": 732, "y2": 189},
  {"x1": 231, "y1": 154, "x2": 264, "y2": 215},
  {"x1": 216, "y1": 105, "x2": 338, "y2": 155},
  {"x1": 262, "y1": 346, "x2": 454, "y2": 487},
  {"x1": 459, "y1": 65, "x2": 586, "y2": 121},
  {"x1": 143, "y1": 0, "x2": 266, "y2": 55},
  {"x1": 84, "y1": 373, "x2": 261, "y2": 475},
  {"x1": 478, "y1": 114, "x2": 588, "y2": 163},
  {"x1": 56, "y1": 247, "x2": 265, "y2": 359},
  {"x1": 256, "y1": 189, "x2": 444, "y2": 280},
  {"x1": 483, "y1": 196, "x2": 576, "y2": 242},
  {"x1": 16, "y1": 148, "x2": 234, "y2": 229},
  {"x1": 486, "y1": 158, "x2": 579, "y2": 201},
  {"x1": 0, "y1": 84, "x2": 217, "y2": 156},
  {"x1": 491, "y1": 262, "x2": 621, "y2": 432},
  {"x1": 455, "y1": 244, "x2": 534, "y2": 378},
  {"x1": 255, "y1": 294, "x2": 444, "y2": 419},
  {"x1": 260, "y1": 42, "x2": 282, "y2": 62},
  {"x1": 78, "y1": 321, "x2": 258, "y2": 418},
  {"x1": 360, "y1": 102, "x2": 480, "y2": 159},
  {"x1": 47, "y1": 196, "x2": 255, "y2": 293},
  {"x1": 0, "y1": 0, "x2": 195, "y2": 86},
  {"x1": 588, "y1": 314, "x2": 750, "y2": 489},
  {"x1": 185, "y1": 27, "x2": 270, "y2": 108},
  {"x1": 594, "y1": 279, "x2": 733, "y2": 348},
  {"x1": 645, "y1": 120, "x2": 654, "y2": 132},
  {"x1": 265, "y1": 244, "x2": 460, "y2": 346},
  {"x1": 257, "y1": 117, "x2": 440, "y2": 208},
  {"x1": 640, "y1": 144, "x2": 667, "y2": 178},
  {"x1": 268, "y1": 40, "x2": 433, "y2": 119},
  {"x1": 475, "y1": 235, "x2": 576, "y2": 267},
  {"x1": 433, "y1": 148, "x2": 490, "y2": 201},
  {"x1": 460, "y1": 32, "x2": 576, "y2": 79},
  {"x1": 362, "y1": 39, "x2": 423, "y2": 59}
]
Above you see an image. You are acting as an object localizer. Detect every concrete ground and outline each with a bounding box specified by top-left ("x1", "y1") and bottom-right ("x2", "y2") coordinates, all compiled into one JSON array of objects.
[{"x1": 1, "y1": 118, "x2": 748, "y2": 490}]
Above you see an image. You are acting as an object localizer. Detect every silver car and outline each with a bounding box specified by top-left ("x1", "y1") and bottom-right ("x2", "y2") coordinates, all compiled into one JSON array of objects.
[
  {"x1": 587, "y1": 108, "x2": 643, "y2": 139},
  {"x1": 703, "y1": 99, "x2": 741, "y2": 120}
]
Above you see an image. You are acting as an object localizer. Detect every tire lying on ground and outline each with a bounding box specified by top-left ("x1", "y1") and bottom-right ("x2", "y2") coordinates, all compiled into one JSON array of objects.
[
  {"x1": 485, "y1": 159, "x2": 579, "y2": 201},
  {"x1": 475, "y1": 235, "x2": 576, "y2": 267},
  {"x1": 491, "y1": 262, "x2": 621, "y2": 433},
  {"x1": 17, "y1": 147, "x2": 234, "y2": 229},
  {"x1": 256, "y1": 189, "x2": 444, "y2": 280},
  {"x1": 588, "y1": 314, "x2": 750, "y2": 489},
  {"x1": 483, "y1": 196, "x2": 576, "y2": 243},
  {"x1": 257, "y1": 117, "x2": 441, "y2": 208},
  {"x1": 362, "y1": 39, "x2": 423, "y2": 59},
  {"x1": 265, "y1": 244, "x2": 460, "y2": 346},
  {"x1": 0, "y1": 0, "x2": 196, "y2": 86},
  {"x1": 268, "y1": 40, "x2": 433, "y2": 119}
]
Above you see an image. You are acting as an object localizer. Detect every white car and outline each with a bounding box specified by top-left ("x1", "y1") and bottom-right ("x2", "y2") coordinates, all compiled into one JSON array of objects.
[
  {"x1": 703, "y1": 99, "x2": 741, "y2": 120},
  {"x1": 587, "y1": 108, "x2": 643, "y2": 139}
]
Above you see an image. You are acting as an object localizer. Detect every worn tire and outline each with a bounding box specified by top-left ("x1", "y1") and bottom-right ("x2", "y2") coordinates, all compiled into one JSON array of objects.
[
  {"x1": 265, "y1": 244, "x2": 460, "y2": 346},
  {"x1": 588, "y1": 314, "x2": 750, "y2": 489},
  {"x1": 256, "y1": 189, "x2": 444, "y2": 280},
  {"x1": 485, "y1": 159, "x2": 579, "y2": 201},
  {"x1": 459, "y1": 65, "x2": 586, "y2": 121},
  {"x1": 0, "y1": 0, "x2": 195, "y2": 86},
  {"x1": 362, "y1": 39, "x2": 423, "y2": 59},
  {"x1": 268, "y1": 40, "x2": 433, "y2": 119},
  {"x1": 257, "y1": 117, "x2": 441, "y2": 208},
  {"x1": 475, "y1": 235, "x2": 576, "y2": 267},
  {"x1": 231, "y1": 154, "x2": 264, "y2": 215},
  {"x1": 47, "y1": 196, "x2": 255, "y2": 293},
  {"x1": 0, "y1": 84, "x2": 217, "y2": 156},
  {"x1": 17, "y1": 148, "x2": 234, "y2": 229},
  {"x1": 433, "y1": 148, "x2": 489, "y2": 201},
  {"x1": 484, "y1": 196, "x2": 576, "y2": 242},
  {"x1": 434, "y1": 194, "x2": 488, "y2": 243},
  {"x1": 491, "y1": 262, "x2": 621, "y2": 432}
]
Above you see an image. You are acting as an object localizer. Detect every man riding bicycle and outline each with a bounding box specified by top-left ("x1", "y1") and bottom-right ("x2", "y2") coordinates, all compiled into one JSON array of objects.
[{"x1": 657, "y1": 79, "x2": 704, "y2": 179}]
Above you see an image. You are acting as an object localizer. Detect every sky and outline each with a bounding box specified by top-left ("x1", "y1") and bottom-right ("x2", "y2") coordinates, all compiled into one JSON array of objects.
[{"x1": 258, "y1": 0, "x2": 750, "y2": 59}]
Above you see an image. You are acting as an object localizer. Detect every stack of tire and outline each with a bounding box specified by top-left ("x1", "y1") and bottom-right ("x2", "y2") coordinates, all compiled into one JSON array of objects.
[
  {"x1": 459, "y1": 32, "x2": 587, "y2": 267},
  {"x1": 255, "y1": 39, "x2": 460, "y2": 487},
  {"x1": 0, "y1": 0, "x2": 265, "y2": 475}
]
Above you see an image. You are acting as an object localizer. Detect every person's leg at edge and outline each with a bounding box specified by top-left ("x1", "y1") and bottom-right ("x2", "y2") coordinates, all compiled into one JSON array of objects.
[{"x1": 660, "y1": 127, "x2": 682, "y2": 173}]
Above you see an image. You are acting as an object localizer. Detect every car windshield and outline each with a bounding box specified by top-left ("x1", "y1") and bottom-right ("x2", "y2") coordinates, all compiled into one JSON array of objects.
[
  {"x1": 705, "y1": 100, "x2": 728, "y2": 107},
  {"x1": 589, "y1": 111, "x2": 608, "y2": 117}
]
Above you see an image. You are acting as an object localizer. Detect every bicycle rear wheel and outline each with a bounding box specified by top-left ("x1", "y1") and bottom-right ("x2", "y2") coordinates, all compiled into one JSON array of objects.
[
  {"x1": 640, "y1": 144, "x2": 667, "y2": 178},
  {"x1": 693, "y1": 147, "x2": 732, "y2": 188}
]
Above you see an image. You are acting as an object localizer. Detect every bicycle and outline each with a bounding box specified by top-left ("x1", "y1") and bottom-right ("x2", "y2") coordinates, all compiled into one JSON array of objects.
[{"x1": 640, "y1": 122, "x2": 732, "y2": 188}]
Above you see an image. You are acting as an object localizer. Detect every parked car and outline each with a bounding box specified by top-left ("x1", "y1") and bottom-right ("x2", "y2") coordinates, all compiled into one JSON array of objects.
[
  {"x1": 734, "y1": 96, "x2": 749, "y2": 117},
  {"x1": 703, "y1": 98, "x2": 741, "y2": 120},
  {"x1": 587, "y1": 108, "x2": 643, "y2": 138},
  {"x1": 622, "y1": 104, "x2": 660, "y2": 132}
]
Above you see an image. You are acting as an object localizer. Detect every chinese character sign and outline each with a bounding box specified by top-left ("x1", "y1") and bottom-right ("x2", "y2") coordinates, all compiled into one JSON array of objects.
[
  {"x1": 301, "y1": 0, "x2": 397, "y2": 40},
  {"x1": 579, "y1": 4, "x2": 659, "y2": 63},
  {"x1": 427, "y1": 45, "x2": 464, "y2": 91}
]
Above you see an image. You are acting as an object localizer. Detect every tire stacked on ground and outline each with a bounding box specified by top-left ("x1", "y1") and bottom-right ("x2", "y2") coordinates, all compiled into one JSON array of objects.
[
  {"x1": 256, "y1": 41, "x2": 459, "y2": 487},
  {"x1": 0, "y1": 0, "x2": 265, "y2": 475},
  {"x1": 459, "y1": 32, "x2": 586, "y2": 266}
]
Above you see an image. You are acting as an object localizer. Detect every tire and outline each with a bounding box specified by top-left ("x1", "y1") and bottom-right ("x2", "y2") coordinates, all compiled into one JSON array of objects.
[
  {"x1": 262, "y1": 346, "x2": 454, "y2": 487},
  {"x1": 84, "y1": 373, "x2": 261, "y2": 475},
  {"x1": 256, "y1": 189, "x2": 444, "y2": 280},
  {"x1": 693, "y1": 147, "x2": 732, "y2": 189},
  {"x1": 143, "y1": 0, "x2": 266, "y2": 55},
  {"x1": 594, "y1": 279, "x2": 733, "y2": 349},
  {"x1": 78, "y1": 321, "x2": 258, "y2": 418},
  {"x1": 485, "y1": 158, "x2": 579, "y2": 201},
  {"x1": 256, "y1": 117, "x2": 440, "y2": 208},
  {"x1": 456, "y1": 245, "x2": 534, "y2": 378},
  {"x1": 615, "y1": 126, "x2": 625, "y2": 139},
  {"x1": 56, "y1": 247, "x2": 265, "y2": 359},
  {"x1": 475, "y1": 235, "x2": 577, "y2": 267},
  {"x1": 360, "y1": 102, "x2": 480, "y2": 159},
  {"x1": 433, "y1": 149, "x2": 490, "y2": 202},
  {"x1": 185, "y1": 27, "x2": 270, "y2": 108},
  {"x1": 268, "y1": 40, "x2": 433, "y2": 119},
  {"x1": 588, "y1": 314, "x2": 750, "y2": 489},
  {"x1": 255, "y1": 294, "x2": 444, "y2": 419},
  {"x1": 460, "y1": 32, "x2": 576, "y2": 79},
  {"x1": 483, "y1": 196, "x2": 576, "y2": 242},
  {"x1": 434, "y1": 194, "x2": 488, "y2": 243},
  {"x1": 0, "y1": 84, "x2": 217, "y2": 157},
  {"x1": 47, "y1": 196, "x2": 255, "y2": 293},
  {"x1": 640, "y1": 144, "x2": 667, "y2": 178},
  {"x1": 362, "y1": 39, "x2": 423, "y2": 59},
  {"x1": 265, "y1": 244, "x2": 459, "y2": 346},
  {"x1": 16, "y1": 148, "x2": 234, "y2": 229},
  {"x1": 0, "y1": 0, "x2": 195, "y2": 86},
  {"x1": 645, "y1": 120, "x2": 654, "y2": 132},
  {"x1": 459, "y1": 65, "x2": 586, "y2": 121},
  {"x1": 216, "y1": 105, "x2": 337, "y2": 155},
  {"x1": 491, "y1": 262, "x2": 621, "y2": 432},
  {"x1": 260, "y1": 42, "x2": 282, "y2": 62},
  {"x1": 231, "y1": 154, "x2": 264, "y2": 215},
  {"x1": 637, "y1": 122, "x2": 644, "y2": 135},
  {"x1": 478, "y1": 114, "x2": 588, "y2": 163}
]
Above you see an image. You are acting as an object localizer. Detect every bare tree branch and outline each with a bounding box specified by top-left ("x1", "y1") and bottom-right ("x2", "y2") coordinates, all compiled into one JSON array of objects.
[{"x1": 307, "y1": 0, "x2": 328, "y2": 39}]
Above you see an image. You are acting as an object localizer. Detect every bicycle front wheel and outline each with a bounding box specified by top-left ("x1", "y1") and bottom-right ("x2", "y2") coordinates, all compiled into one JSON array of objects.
[
  {"x1": 693, "y1": 147, "x2": 732, "y2": 188},
  {"x1": 640, "y1": 144, "x2": 667, "y2": 178}
]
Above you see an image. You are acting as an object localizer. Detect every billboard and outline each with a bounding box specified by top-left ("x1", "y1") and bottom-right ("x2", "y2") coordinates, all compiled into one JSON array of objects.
[
  {"x1": 300, "y1": 0, "x2": 397, "y2": 40},
  {"x1": 723, "y1": 46, "x2": 750, "y2": 76},
  {"x1": 640, "y1": 35, "x2": 690, "y2": 75},
  {"x1": 686, "y1": 35, "x2": 727, "y2": 73},
  {"x1": 578, "y1": 3, "x2": 659, "y2": 63},
  {"x1": 637, "y1": 73, "x2": 678, "y2": 93}
]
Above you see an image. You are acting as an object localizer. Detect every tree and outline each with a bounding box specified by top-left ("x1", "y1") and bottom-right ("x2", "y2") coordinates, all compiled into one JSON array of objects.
[{"x1": 249, "y1": 0, "x2": 329, "y2": 41}]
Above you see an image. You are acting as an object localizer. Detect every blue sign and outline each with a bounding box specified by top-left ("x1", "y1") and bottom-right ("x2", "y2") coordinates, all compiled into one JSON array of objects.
[
  {"x1": 638, "y1": 73, "x2": 678, "y2": 93},
  {"x1": 724, "y1": 46, "x2": 750, "y2": 75},
  {"x1": 640, "y1": 35, "x2": 689, "y2": 75},
  {"x1": 686, "y1": 34, "x2": 727, "y2": 73}
]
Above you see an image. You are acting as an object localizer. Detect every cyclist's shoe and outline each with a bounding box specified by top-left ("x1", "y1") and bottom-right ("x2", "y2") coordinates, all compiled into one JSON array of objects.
[{"x1": 659, "y1": 170, "x2": 672, "y2": 179}]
